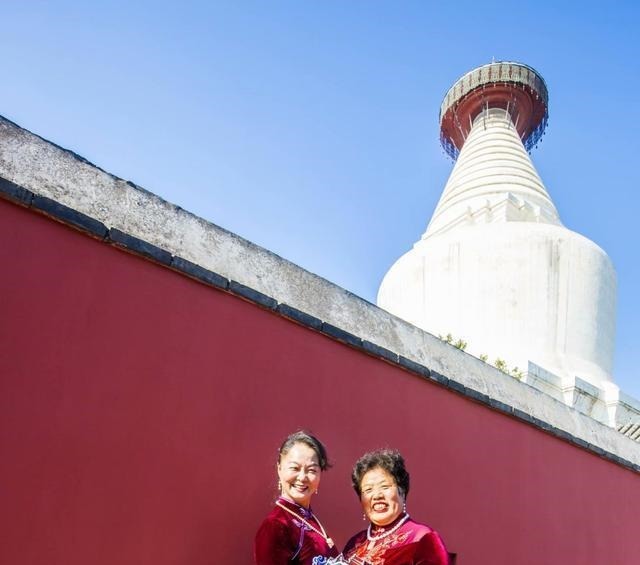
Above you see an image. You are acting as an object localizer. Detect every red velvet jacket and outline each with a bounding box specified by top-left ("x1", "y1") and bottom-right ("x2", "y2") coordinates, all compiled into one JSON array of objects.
[
  {"x1": 343, "y1": 516, "x2": 449, "y2": 565},
  {"x1": 254, "y1": 498, "x2": 339, "y2": 565}
]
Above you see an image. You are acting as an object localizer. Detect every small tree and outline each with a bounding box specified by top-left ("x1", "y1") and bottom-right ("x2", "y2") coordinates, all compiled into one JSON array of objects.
[
  {"x1": 454, "y1": 338, "x2": 467, "y2": 351},
  {"x1": 438, "y1": 333, "x2": 467, "y2": 350},
  {"x1": 494, "y1": 358, "x2": 507, "y2": 373}
]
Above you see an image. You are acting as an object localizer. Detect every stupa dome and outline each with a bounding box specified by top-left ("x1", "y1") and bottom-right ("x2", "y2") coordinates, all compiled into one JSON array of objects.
[{"x1": 378, "y1": 62, "x2": 617, "y2": 391}]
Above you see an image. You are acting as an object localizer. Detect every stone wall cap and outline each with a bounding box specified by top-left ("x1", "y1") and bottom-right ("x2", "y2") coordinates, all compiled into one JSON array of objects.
[{"x1": 1, "y1": 113, "x2": 638, "y2": 471}]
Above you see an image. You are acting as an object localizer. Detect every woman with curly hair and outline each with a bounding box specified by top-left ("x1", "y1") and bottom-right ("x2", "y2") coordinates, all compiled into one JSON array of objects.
[{"x1": 342, "y1": 449, "x2": 449, "y2": 565}]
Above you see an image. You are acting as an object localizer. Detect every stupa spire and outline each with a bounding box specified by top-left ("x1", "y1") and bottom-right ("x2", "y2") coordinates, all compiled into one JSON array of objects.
[{"x1": 425, "y1": 107, "x2": 559, "y2": 239}]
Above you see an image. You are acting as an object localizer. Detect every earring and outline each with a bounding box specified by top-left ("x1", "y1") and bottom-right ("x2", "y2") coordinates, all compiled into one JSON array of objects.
[
  {"x1": 362, "y1": 513, "x2": 367, "y2": 521},
  {"x1": 403, "y1": 502, "x2": 407, "y2": 513},
  {"x1": 278, "y1": 481, "x2": 282, "y2": 492},
  {"x1": 315, "y1": 489, "x2": 319, "y2": 495}
]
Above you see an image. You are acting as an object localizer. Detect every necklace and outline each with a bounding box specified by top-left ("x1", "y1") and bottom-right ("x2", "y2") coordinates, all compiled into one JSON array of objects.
[
  {"x1": 275, "y1": 500, "x2": 335, "y2": 549},
  {"x1": 366, "y1": 513, "x2": 410, "y2": 547}
]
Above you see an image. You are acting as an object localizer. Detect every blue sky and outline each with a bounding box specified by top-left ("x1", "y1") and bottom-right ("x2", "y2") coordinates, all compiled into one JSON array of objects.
[{"x1": 3, "y1": 1, "x2": 639, "y2": 399}]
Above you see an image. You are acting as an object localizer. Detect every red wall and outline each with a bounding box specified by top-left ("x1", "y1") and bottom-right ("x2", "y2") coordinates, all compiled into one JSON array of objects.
[{"x1": 1, "y1": 196, "x2": 639, "y2": 565}]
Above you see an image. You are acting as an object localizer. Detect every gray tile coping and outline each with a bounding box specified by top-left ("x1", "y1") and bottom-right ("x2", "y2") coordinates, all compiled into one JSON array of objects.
[{"x1": 1, "y1": 113, "x2": 638, "y2": 474}]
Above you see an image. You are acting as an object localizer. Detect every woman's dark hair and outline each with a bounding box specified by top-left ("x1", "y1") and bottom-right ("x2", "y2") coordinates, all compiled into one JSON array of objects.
[
  {"x1": 278, "y1": 430, "x2": 331, "y2": 471},
  {"x1": 351, "y1": 449, "x2": 410, "y2": 498}
]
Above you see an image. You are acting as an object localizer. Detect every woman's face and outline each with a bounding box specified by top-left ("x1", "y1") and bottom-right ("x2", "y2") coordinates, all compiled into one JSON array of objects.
[
  {"x1": 360, "y1": 467, "x2": 405, "y2": 526},
  {"x1": 277, "y1": 442, "x2": 321, "y2": 508}
]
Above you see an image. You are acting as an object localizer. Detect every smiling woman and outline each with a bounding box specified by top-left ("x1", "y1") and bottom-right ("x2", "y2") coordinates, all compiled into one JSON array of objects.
[
  {"x1": 254, "y1": 431, "x2": 340, "y2": 565},
  {"x1": 343, "y1": 450, "x2": 449, "y2": 565}
]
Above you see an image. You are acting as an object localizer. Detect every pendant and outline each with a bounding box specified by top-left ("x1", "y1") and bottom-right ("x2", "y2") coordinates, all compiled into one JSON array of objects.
[{"x1": 326, "y1": 538, "x2": 334, "y2": 549}]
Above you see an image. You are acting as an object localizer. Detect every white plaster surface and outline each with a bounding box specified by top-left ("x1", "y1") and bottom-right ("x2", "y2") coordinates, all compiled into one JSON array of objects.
[
  {"x1": 0, "y1": 114, "x2": 638, "y2": 466},
  {"x1": 428, "y1": 109, "x2": 560, "y2": 237},
  {"x1": 379, "y1": 109, "x2": 617, "y2": 390}
]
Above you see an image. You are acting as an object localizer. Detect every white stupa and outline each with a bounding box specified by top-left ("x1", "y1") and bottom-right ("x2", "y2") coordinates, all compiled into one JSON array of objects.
[{"x1": 378, "y1": 62, "x2": 636, "y2": 426}]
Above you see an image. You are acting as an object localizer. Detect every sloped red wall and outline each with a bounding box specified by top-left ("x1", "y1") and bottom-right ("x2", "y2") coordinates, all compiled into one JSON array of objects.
[{"x1": 1, "y1": 196, "x2": 639, "y2": 565}]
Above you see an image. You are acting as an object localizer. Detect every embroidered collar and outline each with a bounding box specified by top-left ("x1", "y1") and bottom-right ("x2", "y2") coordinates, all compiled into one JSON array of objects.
[
  {"x1": 369, "y1": 513, "x2": 410, "y2": 537},
  {"x1": 277, "y1": 496, "x2": 313, "y2": 519}
]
